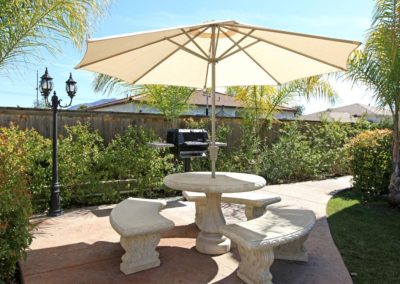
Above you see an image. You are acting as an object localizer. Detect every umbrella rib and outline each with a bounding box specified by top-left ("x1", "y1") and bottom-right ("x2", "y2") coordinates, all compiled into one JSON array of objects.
[
  {"x1": 181, "y1": 29, "x2": 209, "y2": 59},
  {"x1": 218, "y1": 39, "x2": 260, "y2": 61},
  {"x1": 78, "y1": 27, "x2": 206, "y2": 68},
  {"x1": 225, "y1": 26, "x2": 347, "y2": 71},
  {"x1": 217, "y1": 28, "x2": 255, "y2": 60},
  {"x1": 224, "y1": 23, "x2": 361, "y2": 45},
  {"x1": 203, "y1": 61, "x2": 210, "y2": 89},
  {"x1": 215, "y1": 27, "x2": 221, "y2": 56},
  {"x1": 220, "y1": 28, "x2": 282, "y2": 85},
  {"x1": 131, "y1": 37, "x2": 199, "y2": 85},
  {"x1": 166, "y1": 38, "x2": 209, "y2": 61}
]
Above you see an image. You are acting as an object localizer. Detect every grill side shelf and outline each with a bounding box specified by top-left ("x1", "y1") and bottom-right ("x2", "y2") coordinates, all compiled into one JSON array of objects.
[
  {"x1": 147, "y1": 142, "x2": 227, "y2": 148},
  {"x1": 147, "y1": 142, "x2": 175, "y2": 148}
]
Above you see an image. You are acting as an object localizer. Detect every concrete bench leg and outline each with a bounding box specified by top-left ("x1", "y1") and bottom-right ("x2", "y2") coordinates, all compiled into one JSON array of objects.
[
  {"x1": 274, "y1": 234, "x2": 309, "y2": 262},
  {"x1": 119, "y1": 233, "x2": 161, "y2": 275},
  {"x1": 245, "y1": 205, "x2": 266, "y2": 220},
  {"x1": 237, "y1": 245, "x2": 274, "y2": 284}
]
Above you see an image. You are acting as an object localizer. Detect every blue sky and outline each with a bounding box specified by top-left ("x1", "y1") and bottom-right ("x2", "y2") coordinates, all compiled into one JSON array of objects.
[{"x1": 0, "y1": 0, "x2": 376, "y2": 113}]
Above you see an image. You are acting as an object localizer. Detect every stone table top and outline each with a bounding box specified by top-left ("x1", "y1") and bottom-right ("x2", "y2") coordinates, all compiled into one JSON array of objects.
[{"x1": 164, "y1": 172, "x2": 266, "y2": 194}]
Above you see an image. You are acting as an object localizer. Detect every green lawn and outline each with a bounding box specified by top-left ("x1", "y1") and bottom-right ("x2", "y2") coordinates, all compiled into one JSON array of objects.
[{"x1": 327, "y1": 190, "x2": 400, "y2": 284}]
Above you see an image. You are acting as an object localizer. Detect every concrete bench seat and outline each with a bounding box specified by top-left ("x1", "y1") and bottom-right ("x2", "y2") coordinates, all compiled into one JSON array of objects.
[
  {"x1": 183, "y1": 191, "x2": 281, "y2": 229},
  {"x1": 220, "y1": 209, "x2": 316, "y2": 284},
  {"x1": 110, "y1": 198, "x2": 174, "y2": 275}
]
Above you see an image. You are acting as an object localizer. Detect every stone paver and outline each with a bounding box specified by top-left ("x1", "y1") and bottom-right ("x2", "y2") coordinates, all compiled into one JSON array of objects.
[{"x1": 20, "y1": 176, "x2": 352, "y2": 284}]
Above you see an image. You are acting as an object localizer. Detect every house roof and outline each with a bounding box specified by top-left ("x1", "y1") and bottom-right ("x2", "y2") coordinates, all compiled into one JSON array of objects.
[
  {"x1": 328, "y1": 103, "x2": 391, "y2": 116},
  {"x1": 86, "y1": 90, "x2": 295, "y2": 112},
  {"x1": 299, "y1": 103, "x2": 391, "y2": 122}
]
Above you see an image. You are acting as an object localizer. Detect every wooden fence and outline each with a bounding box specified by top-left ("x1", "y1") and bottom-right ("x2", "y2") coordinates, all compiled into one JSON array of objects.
[
  {"x1": 0, "y1": 107, "x2": 324, "y2": 147},
  {"x1": 0, "y1": 107, "x2": 245, "y2": 144}
]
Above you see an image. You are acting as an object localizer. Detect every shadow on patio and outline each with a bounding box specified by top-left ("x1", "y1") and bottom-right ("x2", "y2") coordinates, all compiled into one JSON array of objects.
[{"x1": 21, "y1": 238, "x2": 240, "y2": 284}]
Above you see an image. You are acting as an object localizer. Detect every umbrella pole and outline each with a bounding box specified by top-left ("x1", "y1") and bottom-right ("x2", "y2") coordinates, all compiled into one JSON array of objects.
[{"x1": 210, "y1": 25, "x2": 217, "y2": 178}]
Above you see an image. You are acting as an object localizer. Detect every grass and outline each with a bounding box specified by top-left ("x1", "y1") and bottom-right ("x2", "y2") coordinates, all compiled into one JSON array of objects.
[{"x1": 327, "y1": 190, "x2": 400, "y2": 284}]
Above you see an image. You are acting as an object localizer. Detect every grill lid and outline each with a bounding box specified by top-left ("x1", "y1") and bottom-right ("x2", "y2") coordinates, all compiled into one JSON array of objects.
[{"x1": 166, "y1": 129, "x2": 209, "y2": 158}]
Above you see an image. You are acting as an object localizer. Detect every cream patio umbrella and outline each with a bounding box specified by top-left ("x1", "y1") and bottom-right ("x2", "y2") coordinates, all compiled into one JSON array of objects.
[{"x1": 76, "y1": 20, "x2": 360, "y2": 178}]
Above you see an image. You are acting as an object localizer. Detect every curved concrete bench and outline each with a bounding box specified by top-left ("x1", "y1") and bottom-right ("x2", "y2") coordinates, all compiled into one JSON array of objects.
[
  {"x1": 110, "y1": 198, "x2": 174, "y2": 275},
  {"x1": 220, "y1": 209, "x2": 316, "y2": 284},
  {"x1": 183, "y1": 191, "x2": 281, "y2": 230}
]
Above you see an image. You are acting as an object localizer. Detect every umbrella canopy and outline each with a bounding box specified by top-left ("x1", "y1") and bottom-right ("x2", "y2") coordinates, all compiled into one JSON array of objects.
[{"x1": 76, "y1": 20, "x2": 361, "y2": 177}]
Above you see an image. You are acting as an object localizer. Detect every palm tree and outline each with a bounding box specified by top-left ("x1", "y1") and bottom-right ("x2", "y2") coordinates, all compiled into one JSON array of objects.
[
  {"x1": 0, "y1": 0, "x2": 110, "y2": 73},
  {"x1": 227, "y1": 75, "x2": 337, "y2": 138},
  {"x1": 93, "y1": 74, "x2": 194, "y2": 127},
  {"x1": 346, "y1": 0, "x2": 400, "y2": 205},
  {"x1": 93, "y1": 73, "x2": 336, "y2": 133}
]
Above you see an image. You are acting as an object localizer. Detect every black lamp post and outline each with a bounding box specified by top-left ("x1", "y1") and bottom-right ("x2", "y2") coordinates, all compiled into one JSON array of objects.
[{"x1": 39, "y1": 67, "x2": 77, "y2": 217}]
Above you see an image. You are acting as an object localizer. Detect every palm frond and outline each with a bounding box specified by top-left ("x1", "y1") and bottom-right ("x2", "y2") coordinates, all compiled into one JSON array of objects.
[
  {"x1": 284, "y1": 75, "x2": 338, "y2": 104},
  {"x1": 346, "y1": 0, "x2": 400, "y2": 111},
  {"x1": 92, "y1": 73, "x2": 142, "y2": 96},
  {"x1": 0, "y1": 0, "x2": 110, "y2": 73}
]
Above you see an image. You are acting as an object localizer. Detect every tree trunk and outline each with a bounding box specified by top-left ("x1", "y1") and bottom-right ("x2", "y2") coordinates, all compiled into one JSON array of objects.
[
  {"x1": 388, "y1": 103, "x2": 400, "y2": 205},
  {"x1": 171, "y1": 118, "x2": 178, "y2": 129}
]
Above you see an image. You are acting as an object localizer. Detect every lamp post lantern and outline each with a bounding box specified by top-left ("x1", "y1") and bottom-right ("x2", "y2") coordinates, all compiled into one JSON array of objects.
[{"x1": 39, "y1": 68, "x2": 77, "y2": 217}]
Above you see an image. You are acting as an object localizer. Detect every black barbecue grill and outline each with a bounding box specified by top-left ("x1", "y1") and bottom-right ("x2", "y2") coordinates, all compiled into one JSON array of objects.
[{"x1": 166, "y1": 129, "x2": 209, "y2": 171}]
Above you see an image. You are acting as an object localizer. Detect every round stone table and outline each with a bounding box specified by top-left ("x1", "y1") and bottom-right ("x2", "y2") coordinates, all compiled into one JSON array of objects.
[{"x1": 164, "y1": 172, "x2": 266, "y2": 255}]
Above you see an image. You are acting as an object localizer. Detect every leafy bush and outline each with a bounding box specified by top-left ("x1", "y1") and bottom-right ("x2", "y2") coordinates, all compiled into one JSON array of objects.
[
  {"x1": 58, "y1": 123, "x2": 104, "y2": 207},
  {"x1": 346, "y1": 129, "x2": 392, "y2": 197},
  {"x1": 0, "y1": 117, "x2": 383, "y2": 218},
  {"x1": 0, "y1": 125, "x2": 52, "y2": 213},
  {"x1": 0, "y1": 126, "x2": 32, "y2": 281},
  {"x1": 307, "y1": 120, "x2": 352, "y2": 176},
  {"x1": 185, "y1": 118, "x2": 260, "y2": 174},
  {"x1": 220, "y1": 126, "x2": 262, "y2": 174},
  {"x1": 98, "y1": 126, "x2": 177, "y2": 198},
  {"x1": 261, "y1": 122, "x2": 320, "y2": 183},
  {"x1": 24, "y1": 130, "x2": 51, "y2": 213},
  {"x1": 261, "y1": 120, "x2": 371, "y2": 184}
]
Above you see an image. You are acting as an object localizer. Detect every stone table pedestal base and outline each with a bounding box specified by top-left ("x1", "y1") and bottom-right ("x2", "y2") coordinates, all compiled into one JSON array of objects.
[
  {"x1": 196, "y1": 232, "x2": 231, "y2": 254},
  {"x1": 195, "y1": 192, "x2": 231, "y2": 254}
]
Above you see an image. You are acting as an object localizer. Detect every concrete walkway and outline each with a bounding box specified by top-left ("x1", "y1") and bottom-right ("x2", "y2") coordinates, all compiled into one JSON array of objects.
[{"x1": 20, "y1": 176, "x2": 352, "y2": 284}]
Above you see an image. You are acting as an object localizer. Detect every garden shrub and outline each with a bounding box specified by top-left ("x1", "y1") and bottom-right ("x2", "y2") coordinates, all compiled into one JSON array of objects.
[
  {"x1": 185, "y1": 119, "x2": 261, "y2": 174},
  {"x1": 260, "y1": 120, "x2": 370, "y2": 184},
  {"x1": 98, "y1": 126, "x2": 177, "y2": 198},
  {"x1": 0, "y1": 126, "x2": 32, "y2": 281},
  {"x1": 221, "y1": 125, "x2": 262, "y2": 174},
  {"x1": 24, "y1": 130, "x2": 51, "y2": 213},
  {"x1": 0, "y1": 117, "x2": 384, "y2": 219},
  {"x1": 307, "y1": 120, "x2": 352, "y2": 176},
  {"x1": 0, "y1": 125, "x2": 52, "y2": 213},
  {"x1": 261, "y1": 122, "x2": 320, "y2": 183},
  {"x1": 57, "y1": 123, "x2": 104, "y2": 207},
  {"x1": 346, "y1": 129, "x2": 392, "y2": 197}
]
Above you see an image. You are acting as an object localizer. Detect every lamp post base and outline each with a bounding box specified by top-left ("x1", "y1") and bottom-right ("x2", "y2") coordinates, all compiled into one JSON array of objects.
[
  {"x1": 47, "y1": 209, "x2": 63, "y2": 217},
  {"x1": 48, "y1": 182, "x2": 63, "y2": 217}
]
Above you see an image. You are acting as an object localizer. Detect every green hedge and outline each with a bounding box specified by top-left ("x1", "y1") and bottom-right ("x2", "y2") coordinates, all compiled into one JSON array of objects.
[
  {"x1": 261, "y1": 122, "x2": 320, "y2": 182},
  {"x1": 260, "y1": 120, "x2": 370, "y2": 183},
  {"x1": 1, "y1": 120, "x2": 381, "y2": 213},
  {"x1": 346, "y1": 129, "x2": 392, "y2": 197},
  {"x1": 97, "y1": 125, "x2": 178, "y2": 198},
  {"x1": 0, "y1": 126, "x2": 32, "y2": 281}
]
